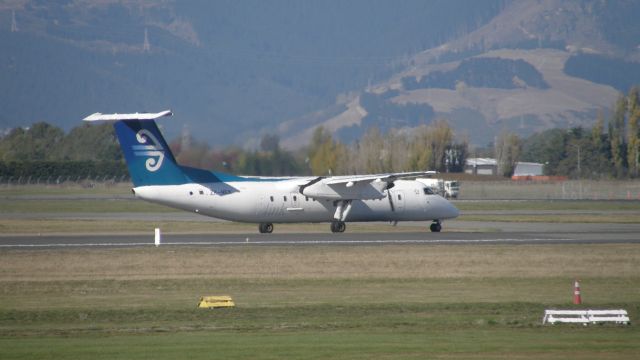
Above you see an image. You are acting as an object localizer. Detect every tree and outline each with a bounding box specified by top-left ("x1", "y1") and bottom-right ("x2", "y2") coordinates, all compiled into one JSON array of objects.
[
  {"x1": 0, "y1": 122, "x2": 64, "y2": 161},
  {"x1": 627, "y1": 87, "x2": 640, "y2": 177},
  {"x1": 494, "y1": 130, "x2": 520, "y2": 177},
  {"x1": 407, "y1": 125, "x2": 432, "y2": 171},
  {"x1": 609, "y1": 94, "x2": 627, "y2": 177},
  {"x1": 359, "y1": 127, "x2": 385, "y2": 173},
  {"x1": 592, "y1": 110, "x2": 605, "y2": 150},
  {"x1": 406, "y1": 120, "x2": 457, "y2": 172},
  {"x1": 384, "y1": 129, "x2": 411, "y2": 172},
  {"x1": 260, "y1": 134, "x2": 280, "y2": 153},
  {"x1": 428, "y1": 120, "x2": 454, "y2": 172},
  {"x1": 55, "y1": 123, "x2": 122, "y2": 161},
  {"x1": 307, "y1": 127, "x2": 343, "y2": 175},
  {"x1": 445, "y1": 141, "x2": 468, "y2": 172}
]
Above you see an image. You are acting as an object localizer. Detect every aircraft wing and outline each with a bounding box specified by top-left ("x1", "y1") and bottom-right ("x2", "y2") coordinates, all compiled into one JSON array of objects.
[
  {"x1": 300, "y1": 171, "x2": 436, "y2": 200},
  {"x1": 324, "y1": 171, "x2": 435, "y2": 186}
]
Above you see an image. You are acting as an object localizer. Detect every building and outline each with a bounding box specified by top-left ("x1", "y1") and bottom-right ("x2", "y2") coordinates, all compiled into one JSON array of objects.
[
  {"x1": 465, "y1": 158, "x2": 497, "y2": 175},
  {"x1": 513, "y1": 162, "x2": 544, "y2": 177},
  {"x1": 465, "y1": 158, "x2": 544, "y2": 177}
]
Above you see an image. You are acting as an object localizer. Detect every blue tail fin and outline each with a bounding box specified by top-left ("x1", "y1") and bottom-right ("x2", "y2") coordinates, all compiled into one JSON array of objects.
[
  {"x1": 84, "y1": 110, "x2": 230, "y2": 186},
  {"x1": 114, "y1": 120, "x2": 187, "y2": 186}
]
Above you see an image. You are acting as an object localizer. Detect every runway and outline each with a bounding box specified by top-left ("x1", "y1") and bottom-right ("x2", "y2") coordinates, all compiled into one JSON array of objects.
[
  {"x1": 1, "y1": 227, "x2": 639, "y2": 248},
  {"x1": 2, "y1": 196, "x2": 639, "y2": 249}
]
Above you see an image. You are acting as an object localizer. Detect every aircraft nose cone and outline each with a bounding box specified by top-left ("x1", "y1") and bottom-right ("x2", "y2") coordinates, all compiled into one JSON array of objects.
[
  {"x1": 435, "y1": 196, "x2": 459, "y2": 219},
  {"x1": 445, "y1": 200, "x2": 460, "y2": 219}
]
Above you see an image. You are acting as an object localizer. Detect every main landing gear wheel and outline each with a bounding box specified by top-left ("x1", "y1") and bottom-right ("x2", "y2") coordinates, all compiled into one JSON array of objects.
[
  {"x1": 330, "y1": 221, "x2": 346, "y2": 233},
  {"x1": 430, "y1": 221, "x2": 442, "y2": 233},
  {"x1": 258, "y1": 223, "x2": 274, "y2": 234}
]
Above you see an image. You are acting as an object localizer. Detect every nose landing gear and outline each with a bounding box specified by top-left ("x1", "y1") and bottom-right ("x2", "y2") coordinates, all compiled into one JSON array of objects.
[{"x1": 430, "y1": 220, "x2": 442, "y2": 232}]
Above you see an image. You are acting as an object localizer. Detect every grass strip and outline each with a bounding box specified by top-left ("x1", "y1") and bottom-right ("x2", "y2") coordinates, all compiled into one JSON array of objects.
[
  {"x1": 1, "y1": 304, "x2": 639, "y2": 359},
  {"x1": 1, "y1": 244, "x2": 639, "y2": 359}
]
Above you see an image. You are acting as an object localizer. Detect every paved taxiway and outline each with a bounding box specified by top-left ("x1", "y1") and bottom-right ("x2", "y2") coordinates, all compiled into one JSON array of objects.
[
  {"x1": 2, "y1": 197, "x2": 638, "y2": 248},
  {"x1": 2, "y1": 223, "x2": 639, "y2": 248}
]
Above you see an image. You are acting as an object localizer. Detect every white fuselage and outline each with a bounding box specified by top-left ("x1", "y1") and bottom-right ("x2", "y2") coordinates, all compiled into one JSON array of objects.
[{"x1": 133, "y1": 179, "x2": 459, "y2": 223}]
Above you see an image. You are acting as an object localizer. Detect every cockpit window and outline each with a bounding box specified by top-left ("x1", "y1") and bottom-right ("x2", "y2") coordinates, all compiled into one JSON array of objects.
[{"x1": 423, "y1": 187, "x2": 434, "y2": 195}]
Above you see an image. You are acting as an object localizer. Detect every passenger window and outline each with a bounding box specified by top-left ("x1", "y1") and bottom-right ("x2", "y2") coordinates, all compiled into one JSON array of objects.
[
  {"x1": 284, "y1": 196, "x2": 287, "y2": 202},
  {"x1": 199, "y1": 190, "x2": 204, "y2": 195},
  {"x1": 270, "y1": 196, "x2": 274, "y2": 202},
  {"x1": 423, "y1": 188, "x2": 433, "y2": 195},
  {"x1": 189, "y1": 191, "x2": 193, "y2": 196},
  {"x1": 293, "y1": 195, "x2": 297, "y2": 201},
  {"x1": 397, "y1": 194, "x2": 402, "y2": 200}
]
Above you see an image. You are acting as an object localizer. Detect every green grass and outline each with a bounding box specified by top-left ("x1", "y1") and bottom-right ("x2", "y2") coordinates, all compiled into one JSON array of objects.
[
  {"x1": 2, "y1": 277, "x2": 639, "y2": 311},
  {"x1": 1, "y1": 277, "x2": 639, "y2": 359},
  {"x1": 2, "y1": 327, "x2": 637, "y2": 360},
  {"x1": 1, "y1": 185, "x2": 639, "y2": 358},
  {"x1": 0, "y1": 184, "x2": 131, "y2": 196},
  {"x1": 1, "y1": 243, "x2": 639, "y2": 359},
  {"x1": 1, "y1": 279, "x2": 638, "y2": 359},
  {"x1": 0, "y1": 199, "x2": 171, "y2": 213}
]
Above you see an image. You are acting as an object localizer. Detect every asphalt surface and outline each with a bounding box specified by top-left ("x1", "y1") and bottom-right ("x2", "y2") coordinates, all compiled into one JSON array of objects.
[
  {"x1": 1, "y1": 225, "x2": 639, "y2": 248},
  {"x1": 2, "y1": 197, "x2": 638, "y2": 249}
]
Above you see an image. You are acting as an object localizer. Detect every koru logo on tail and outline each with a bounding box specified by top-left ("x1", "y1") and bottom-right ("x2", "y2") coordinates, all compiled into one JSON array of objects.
[{"x1": 133, "y1": 129, "x2": 164, "y2": 172}]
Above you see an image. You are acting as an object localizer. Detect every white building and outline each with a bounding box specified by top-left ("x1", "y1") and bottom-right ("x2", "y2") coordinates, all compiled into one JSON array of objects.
[
  {"x1": 465, "y1": 158, "x2": 497, "y2": 175},
  {"x1": 465, "y1": 158, "x2": 544, "y2": 177},
  {"x1": 513, "y1": 162, "x2": 544, "y2": 177}
]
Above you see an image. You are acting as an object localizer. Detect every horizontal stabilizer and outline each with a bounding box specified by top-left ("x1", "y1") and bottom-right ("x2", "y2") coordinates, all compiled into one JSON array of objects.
[{"x1": 83, "y1": 110, "x2": 172, "y2": 122}]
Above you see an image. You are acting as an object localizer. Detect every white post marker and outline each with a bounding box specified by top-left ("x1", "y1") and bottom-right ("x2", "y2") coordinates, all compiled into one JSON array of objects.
[{"x1": 154, "y1": 228, "x2": 161, "y2": 247}]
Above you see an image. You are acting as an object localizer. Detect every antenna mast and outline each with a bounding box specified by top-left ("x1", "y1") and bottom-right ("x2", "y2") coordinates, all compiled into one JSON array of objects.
[
  {"x1": 143, "y1": 28, "x2": 150, "y2": 52},
  {"x1": 11, "y1": 10, "x2": 18, "y2": 32}
]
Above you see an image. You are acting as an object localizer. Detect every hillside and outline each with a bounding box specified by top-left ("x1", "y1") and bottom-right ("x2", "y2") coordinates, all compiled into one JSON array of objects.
[
  {"x1": 280, "y1": 0, "x2": 640, "y2": 148},
  {"x1": 2, "y1": 0, "x2": 639, "y2": 148},
  {"x1": 0, "y1": 0, "x2": 504, "y2": 146}
]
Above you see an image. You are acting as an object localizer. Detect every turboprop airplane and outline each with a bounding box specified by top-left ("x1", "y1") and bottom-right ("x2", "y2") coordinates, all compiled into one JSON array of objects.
[{"x1": 83, "y1": 110, "x2": 459, "y2": 233}]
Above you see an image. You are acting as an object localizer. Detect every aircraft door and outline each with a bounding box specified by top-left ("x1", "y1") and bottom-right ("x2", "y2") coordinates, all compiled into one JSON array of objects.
[{"x1": 392, "y1": 190, "x2": 405, "y2": 213}]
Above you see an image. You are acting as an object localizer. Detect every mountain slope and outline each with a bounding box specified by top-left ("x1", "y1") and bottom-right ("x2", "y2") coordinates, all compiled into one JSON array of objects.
[
  {"x1": 0, "y1": 0, "x2": 504, "y2": 145},
  {"x1": 281, "y1": 0, "x2": 640, "y2": 148}
]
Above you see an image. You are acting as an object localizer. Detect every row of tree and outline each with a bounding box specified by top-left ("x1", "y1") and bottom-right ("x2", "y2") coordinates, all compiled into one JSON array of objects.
[
  {"x1": 173, "y1": 120, "x2": 468, "y2": 177},
  {"x1": 0, "y1": 118, "x2": 468, "y2": 179},
  {"x1": 1, "y1": 86, "x2": 639, "y2": 180},
  {"x1": 0, "y1": 122, "x2": 126, "y2": 180},
  {"x1": 306, "y1": 120, "x2": 467, "y2": 175},
  {"x1": 520, "y1": 87, "x2": 640, "y2": 179},
  {"x1": 0, "y1": 122, "x2": 122, "y2": 162}
]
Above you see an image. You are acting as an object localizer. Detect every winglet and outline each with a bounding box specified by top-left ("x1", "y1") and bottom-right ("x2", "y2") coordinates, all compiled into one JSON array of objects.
[{"x1": 83, "y1": 110, "x2": 173, "y2": 122}]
